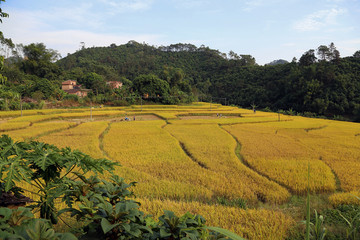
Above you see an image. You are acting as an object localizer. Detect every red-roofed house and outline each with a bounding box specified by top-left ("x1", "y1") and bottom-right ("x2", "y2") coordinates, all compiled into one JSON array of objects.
[
  {"x1": 62, "y1": 80, "x2": 90, "y2": 97},
  {"x1": 62, "y1": 80, "x2": 77, "y2": 90}
]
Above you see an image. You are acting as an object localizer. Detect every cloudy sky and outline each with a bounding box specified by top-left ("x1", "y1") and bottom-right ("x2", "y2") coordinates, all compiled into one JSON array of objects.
[{"x1": 1, "y1": 0, "x2": 360, "y2": 64}]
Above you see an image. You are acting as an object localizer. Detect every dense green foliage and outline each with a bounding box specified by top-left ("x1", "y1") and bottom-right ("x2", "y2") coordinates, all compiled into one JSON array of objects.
[{"x1": 0, "y1": 207, "x2": 77, "y2": 240}]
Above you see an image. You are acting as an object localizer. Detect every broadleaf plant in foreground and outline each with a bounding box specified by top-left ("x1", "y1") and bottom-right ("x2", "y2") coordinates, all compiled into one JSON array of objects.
[{"x1": 0, "y1": 134, "x2": 118, "y2": 224}]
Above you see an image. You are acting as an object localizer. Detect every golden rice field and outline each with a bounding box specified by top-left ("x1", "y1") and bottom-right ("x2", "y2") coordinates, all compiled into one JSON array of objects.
[{"x1": 1, "y1": 102, "x2": 360, "y2": 239}]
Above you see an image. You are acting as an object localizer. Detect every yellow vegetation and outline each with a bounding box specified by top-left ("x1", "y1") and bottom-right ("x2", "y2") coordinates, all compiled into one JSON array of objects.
[
  {"x1": 8, "y1": 114, "x2": 60, "y2": 123},
  {"x1": 5, "y1": 103, "x2": 360, "y2": 239},
  {"x1": 0, "y1": 121, "x2": 30, "y2": 131},
  {"x1": 165, "y1": 123, "x2": 290, "y2": 203},
  {"x1": 103, "y1": 120, "x2": 232, "y2": 201},
  {"x1": 139, "y1": 198, "x2": 295, "y2": 240},
  {"x1": 38, "y1": 121, "x2": 108, "y2": 158},
  {"x1": 329, "y1": 191, "x2": 360, "y2": 206},
  {"x1": 5, "y1": 121, "x2": 76, "y2": 142},
  {"x1": 223, "y1": 121, "x2": 337, "y2": 194}
]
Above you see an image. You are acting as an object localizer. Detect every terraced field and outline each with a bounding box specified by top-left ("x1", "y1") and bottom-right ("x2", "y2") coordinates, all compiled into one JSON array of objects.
[{"x1": 1, "y1": 102, "x2": 359, "y2": 239}]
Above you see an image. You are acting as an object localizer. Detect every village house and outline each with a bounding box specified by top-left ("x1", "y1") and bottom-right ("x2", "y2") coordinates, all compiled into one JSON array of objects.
[{"x1": 61, "y1": 80, "x2": 90, "y2": 97}]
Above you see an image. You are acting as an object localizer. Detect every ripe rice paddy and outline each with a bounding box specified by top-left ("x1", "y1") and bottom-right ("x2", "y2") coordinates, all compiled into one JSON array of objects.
[{"x1": 1, "y1": 102, "x2": 359, "y2": 239}]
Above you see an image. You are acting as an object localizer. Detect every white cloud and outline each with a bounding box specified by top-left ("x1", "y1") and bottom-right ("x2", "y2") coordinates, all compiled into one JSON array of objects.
[
  {"x1": 16, "y1": 29, "x2": 162, "y2": 58},
  {"x1": 172, "y1": 0, "x2": 206, "y2": 9},
  {"x1": 326, "y1": 0, "x2": 345, "y2": 3},
  {"x1": 242, "y1": 0, "x2": 290, "y2": 12},
  {"x1": 338, "y1": 38, "x2": 360, "y2": 56},
  {"x1": 98, "y1": 0, "x2": 154, "y2": 13},
  {"x1": 1, "y1": 8, "x2": 163, "y2": 58},
  {"x1": 243, "y1": 0, "x2": 265, "y2": 12},
  {"x1": 282, "y1": 43, "x2": 296, "y2": 47},
  {"x1": 293, "y1": 8, "x2": 346, "y2": 31},
  {"x1": 47, "y1": 3, "x2": 102, "y2": 29},
  {"x1": 40, "y1": 30, "x2": 163, "y2": 57}
]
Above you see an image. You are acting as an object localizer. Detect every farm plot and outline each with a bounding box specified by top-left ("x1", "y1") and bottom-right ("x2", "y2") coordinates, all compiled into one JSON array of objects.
[
  {"x1": 165, "y1": 123, "x2": 290, "y2": 203},
  {"x1": 37, "y1": 120, "x2": 212, "y2": 201},
  {"x1": 0, "y1": 121, "x2": 31, "y2": 131},
  {"x1": 288, "y1": 119, "x2": 360, "y2": 192},
  {"x1": 4, "y1": 121, "x2": 76, "y2": 142},
  {"x1": 262, "y1": 117, "x2": 360, "y2": 195},
  {"x1": 37, "y1": 121, "x2": 108, "y2": 158},
  {"x1": 223, "y1": 121, "x2": 337, "y2": 194},
  {"x1": 102, "y1": 120, "x2": 271, "y2": 202}
]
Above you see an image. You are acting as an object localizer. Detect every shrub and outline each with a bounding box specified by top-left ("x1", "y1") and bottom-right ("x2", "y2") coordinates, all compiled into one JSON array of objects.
[
  {"x1": 64, "y1": 94, "x2": 79, "y2": 101},
  {"x1": 0, "y1": 207, "x2": 77, "y2": 240}
]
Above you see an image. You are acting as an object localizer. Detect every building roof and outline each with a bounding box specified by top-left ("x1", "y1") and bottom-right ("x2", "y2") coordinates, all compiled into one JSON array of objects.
[{"x1": 62, "y1": 80, "x2": 77, "y2": 85}]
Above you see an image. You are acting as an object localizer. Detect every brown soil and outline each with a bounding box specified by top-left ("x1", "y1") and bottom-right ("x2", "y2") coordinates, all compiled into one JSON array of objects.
[
  {"x1": 68, "y1": 114, "x2": 163, "y2": 123},
  {"x1": 179, "y1": 115, "x2": 241, "y2": 120},
  {"x1": 111, "y1": 114, "x2": 162, "y2": 121}
]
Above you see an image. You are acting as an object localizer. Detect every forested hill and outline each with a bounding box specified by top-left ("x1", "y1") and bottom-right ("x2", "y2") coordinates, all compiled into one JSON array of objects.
[
  {"x1": 58, "y1": 41, "x2": 360, "y2": 120},
  {"x1": 57, "y1": 41, "x2": 256, "y2": 91}
]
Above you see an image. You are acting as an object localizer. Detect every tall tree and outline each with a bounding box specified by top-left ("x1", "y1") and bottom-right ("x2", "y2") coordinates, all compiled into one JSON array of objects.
[
  {"x1": 299, "y1": 49, "x2": 317, "y2": 66},
  {"x1": 240, "y1": 55, "x2": 256, "y2": 66},
  {"x1": 228, "y1": 50, "x2": 240, "y2": 60},
  {"x1": 81, "y1": 72, "x2": 109, "y2": 95},
  {"x1": 317, "y1": 45, "x2": 329, "y2": 61},
  {"x1": 133, "y1": 74, "x2": 170, "y2": 101},
  {"x1": 21, "y1": 43, "x2": 61, "y2": 80},
  {"x1": 23, "y1": 43, "x2": 60, "y2": 62},
  {"x1": 354, "y1": 50, "x2": 360, "y2": 58},
  {"x1": 0, "y1": 0, "x2": 8, "y2": 84},
  {"x1": 0, "y1": 0, "x2": 8, "y2": 23},
  {"x1": 327, "y1": 42, "x2": 340, "y2": 62}
]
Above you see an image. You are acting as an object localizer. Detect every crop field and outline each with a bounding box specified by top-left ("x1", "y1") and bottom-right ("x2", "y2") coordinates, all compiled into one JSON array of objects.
[{"x1": 1, "y1": 102, "x2": 359, "y2": 239}]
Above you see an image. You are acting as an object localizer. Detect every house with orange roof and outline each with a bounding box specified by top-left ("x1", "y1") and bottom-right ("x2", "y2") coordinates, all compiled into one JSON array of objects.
[{"x1": 61, "y1": 80, "x2": 90, "y2": 97}]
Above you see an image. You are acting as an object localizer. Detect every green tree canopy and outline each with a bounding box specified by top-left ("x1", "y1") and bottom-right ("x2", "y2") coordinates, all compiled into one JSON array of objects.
[
  {"x1": 133, "y1": 74, "x2": 170, "y2": 99},
  {"x1": 81, "y1": 72, "x2": 110, "y2": 95},
  {"x1": 20, "y1": 43, "x2": 61, "y2": 80},
  {"x1": 299, "y1": 49, "x2": 317, "y2": 66}
]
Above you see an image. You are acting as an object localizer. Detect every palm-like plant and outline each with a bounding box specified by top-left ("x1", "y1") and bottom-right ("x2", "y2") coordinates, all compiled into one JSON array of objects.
[{"x1": 0, "y1": 135, "x2": 118, "y2": 224}]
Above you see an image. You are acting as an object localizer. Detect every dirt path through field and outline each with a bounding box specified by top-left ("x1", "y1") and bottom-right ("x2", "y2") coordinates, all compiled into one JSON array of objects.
[{"x1": 179, "y1": 115, "x2": 241, "y2": 120}]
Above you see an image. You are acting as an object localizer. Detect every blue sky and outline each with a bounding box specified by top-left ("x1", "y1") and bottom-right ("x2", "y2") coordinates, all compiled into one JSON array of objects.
[{"x1": 1, "y1": 0, "x2": 360, "y2": 64}]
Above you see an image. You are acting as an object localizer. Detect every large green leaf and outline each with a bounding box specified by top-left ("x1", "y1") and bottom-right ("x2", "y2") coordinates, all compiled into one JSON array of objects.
[
  {"x1": 0, "y1": 207, "x2": 12, "y2": 221},
  {"x1": 100, "y1": 218, "x2": 121, "y2": 234},
  {"x1": 205, "y1": 226, "x2": 246, "y2": 240},
  {"x1": 29, "y1": 142, "x2": 57, "y2": 171},
  {"x1": 0, "y1": 230, "x2": 26, "y2": 240},
  {"x1": 26, "y1": 219, "x2": 55, "y2": 240},
  {"x1": 4, "y1": 156, "x2": 27, "y2": 191},
  {"x1": 55, "y1": 232, "x2": 78, "y2": 240}
]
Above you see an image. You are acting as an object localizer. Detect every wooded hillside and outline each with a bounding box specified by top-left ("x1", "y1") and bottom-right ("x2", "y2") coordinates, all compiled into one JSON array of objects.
[{"x1": 57, "y1": 41, "x2": 360, "y2": 120}]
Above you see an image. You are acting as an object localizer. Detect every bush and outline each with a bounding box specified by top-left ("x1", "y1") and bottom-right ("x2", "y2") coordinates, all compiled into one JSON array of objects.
[
  {"x1": 303, "y1": 112, "x2": 317, "y2": 118},
  {"x1": 0, "y1": 207, "x2": 77, "y2": 240},
  {"x1": 64, "y1": 94, "x2": 79, "y2": 101},
  {"x1": 112, "y1": 99, "x2": 131, "y2": 106},
  {"x1": 31, "y1": 90, "x2": 44, "y2": 102}
]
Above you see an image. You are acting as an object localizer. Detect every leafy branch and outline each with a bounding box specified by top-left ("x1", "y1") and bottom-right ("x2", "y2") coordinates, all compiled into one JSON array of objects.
[{"x1": 0, "y1": 134, "x2": 118, "y2": 224}]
